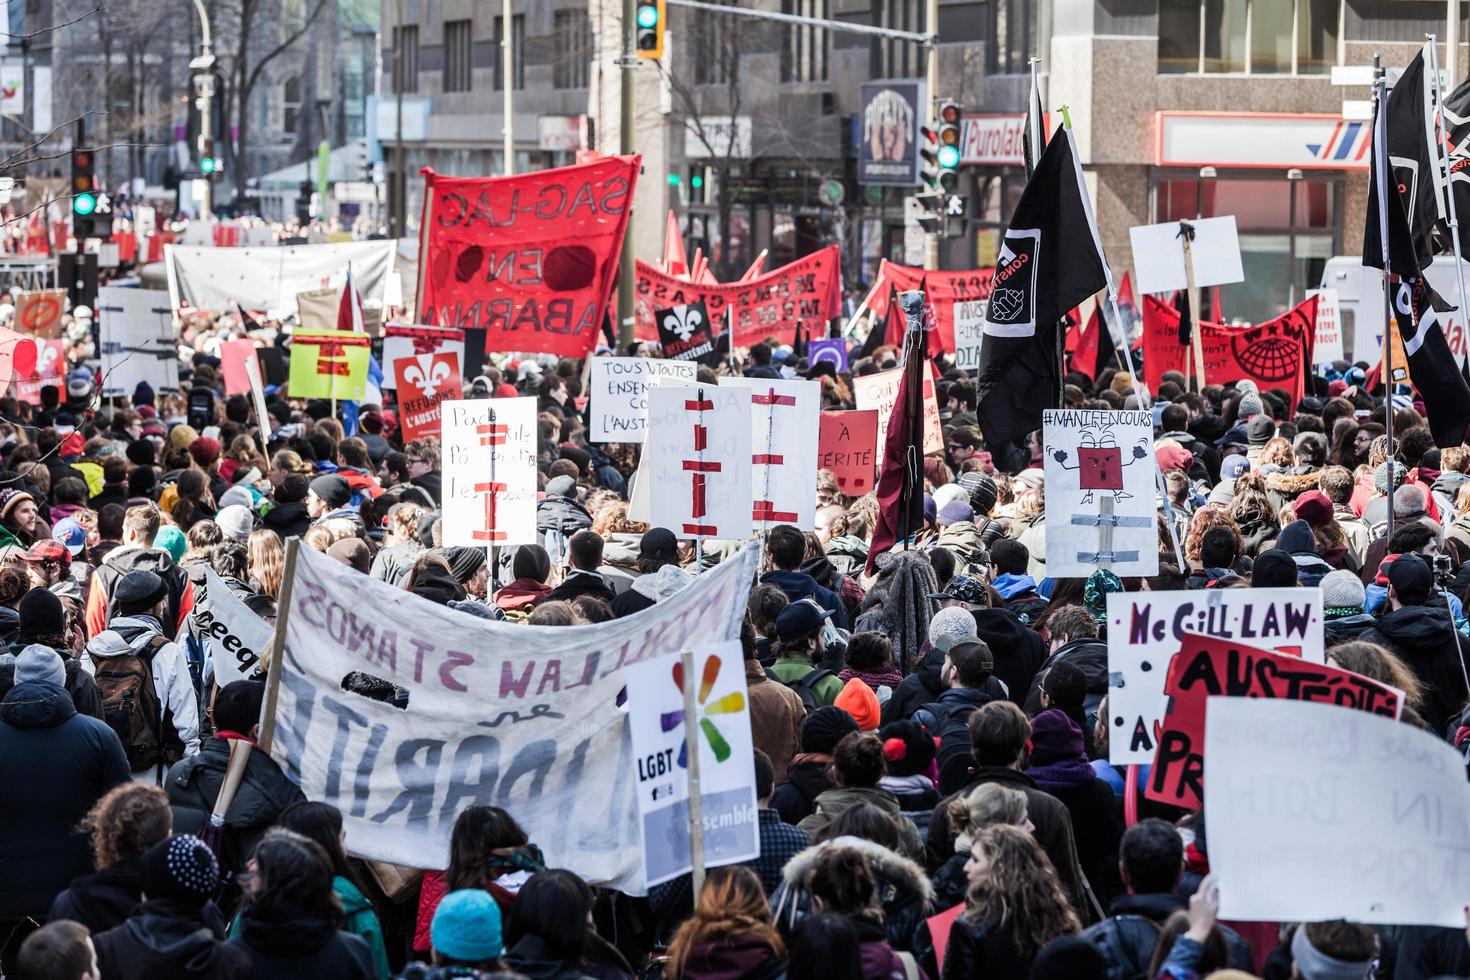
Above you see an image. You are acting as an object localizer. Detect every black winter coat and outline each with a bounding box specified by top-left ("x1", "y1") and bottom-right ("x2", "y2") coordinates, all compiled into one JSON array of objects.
[
  {"x1": 0, "y1": 680, "x2": 130, "y2": 920},
  {"x1": 95, "y1": 898, "x2": 253, "y2": 980},
  {"x1": 882, "y1": 646, "x2": 946, "y2": 727},
  {"x1": 228, "y1": 905, "x2": 375, "y2": 980},
  {"x1": 261, "y1": 501, "x2": 311, "y2": 540},
  {"x1": 1362, "y1": 604, "x2": 1470, "y2": 736},
  {"x1": 1323, "y1": 613, "x2": 1377, "y2": 646},
  {"x1": 769, "y1": 759, "x2": 834, "y2": 825},
  {"x1": 1079, "y1": 892, "x2": 1254, "y2": 980},
  {"x1": 940, "y1": 913, "x2": 1032, "y2": 980},
  {"x1": 542, "y1": 571, "x2": 617, "y2": 605},
  {"x1": 1022, "y1": 638, "x2": 1109, "y2": 720},
  {"x1": 48, "y1": 857, "x2": 143, "y2": 934},
  {"x1": 971, "y1": 608, "x2": 1046, "y2": 704}
]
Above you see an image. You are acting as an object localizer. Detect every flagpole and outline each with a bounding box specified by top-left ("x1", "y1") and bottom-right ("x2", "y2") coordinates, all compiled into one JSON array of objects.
[
  {"x1": 1060, "y1": 105, "x2": 1187, "y2": 573},
  {"x1": 1373, "y1": 61, "x2": 1397, "y2": 545},
  {"x1": 1426, "y1": 35, "x2": 1470, "y2": 378}
]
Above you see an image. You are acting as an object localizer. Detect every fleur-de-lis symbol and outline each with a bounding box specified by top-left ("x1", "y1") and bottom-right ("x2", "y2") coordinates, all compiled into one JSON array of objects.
[
  {"x1": 35, "y1": 342, "x2": 58, "y2": 376},
  {"x1": 662, "y1": 304, "x2": 702, "y2": 342},
  {"x1": 401, "y1": 353, "x2": 451, "y2": 398}
]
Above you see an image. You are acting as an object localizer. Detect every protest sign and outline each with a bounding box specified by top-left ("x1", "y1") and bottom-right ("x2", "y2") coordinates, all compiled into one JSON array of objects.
[
  {"x1": 97, "y1": 287, "x2": 179, "y2": 397},
  {"x1": 441, "y1": 397, "x2": 537, "y2": 548},
  {"x1": 187, "y1": 569, "x2": 271, "y2": 689},
  {"x1": 657, "y1": 300, "x2": 717, "y2": 361},
  {"x1": 1042, "y1": 410, "x2": 1158, "y2": 578},
  {"x1": 588, "y1": 357, "x2": 698, "y2": 443},
  {"x1": 13, "y1": 288, "x2": 65, "y2": 338},
  {"x1": 853, "y1": 363, "x2": 942, "y2": 468},
  {"x1": 1147, "y1": 632, "x2": 1402, "y2": 810},
  {"x1": 1306, "y1": 288, "x2": 1343, "y2": 364},
  {"x1": 1128, "y1": 216, "x2": 1244, "y2": 295},
  {"x1": 818, "y1": 410, "x2": 879, "y2": 496},
  {"x1": 1206, "y1": 698, "x2": 1470, "y2": 927},
  {"x1": 721, "y1": 377, "x2": 820, "y2": 531},
  {"x1": 220, "y1": 339, "x2": 258, "y2": 396},
  {"x1": 633, "y1": 246, "x2": 842, "y2": 349},
  {"x1": 627, "y1": 640, "x2": 758, "y2": 887},
  {"x1": 1105, "y1": 588, "x2": 1323, "y2": 765},
  {"x1": 395, "y1": 351, "x2": 462, "y2": 444},
  {"x1": 15, "y1": 338, "x2": 64, "y2": 404},
  {"x1": 288, "y1": 330, "x2": 372, "y2": 401},
  {"x1": 808, "y1": 338, "x2": 848, "y2": 373},
  {"x1": 646, "y1": 384, "x2": 753, "y2": 540},
  {"x1": 1141, "y1": 295, "x2": 1318, "y2": 406},
  {"x1": 382, "y1": 324, "x2": 466, "y2": 391},
  {"x1": 417, "y1": 156, "x2": 640, "y2": 358},
  {"x1": 296, "y1": 287, "x2": 341, "y2": 331},
  {"x1": 952, "y1": 299, "x2": 986, "y2": 373},
  {"x1": 272, "y1": 539, "x2": 758, "y2": 892},
  {"x1": 166, "y1": 239, "x2": 395, "y2": 313},
  {"x1": 0, "y1": 327, "x2": 36, "y2": 399},
  {"x1": 860, "y1": 261, "x2": 996, "y2": 354}
]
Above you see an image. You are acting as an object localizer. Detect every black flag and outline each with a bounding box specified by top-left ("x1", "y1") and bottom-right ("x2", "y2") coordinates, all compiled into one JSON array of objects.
[
  {"x1": 976, "y1": 128, "x2": 1106, "y2": 448},
  {"x1": 236, "y1": 302, "x2": 263, "y2": 333},
  {"x1": 1365, "y1": 49, "x2": 1442, "y2": 273}
]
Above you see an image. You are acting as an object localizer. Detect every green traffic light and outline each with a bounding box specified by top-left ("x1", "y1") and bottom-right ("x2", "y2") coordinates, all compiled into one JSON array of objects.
[
  {"x1": 201, "y1": 157, "x2": 217, "y2": 174},
  {"x1": 691, "y1": 174, "x2": 703, "y2": 188},
  {"x1": 73, "y1": 192, "x2": 96, "y2": 216},
  {"x1": 936, "y1": 145, "x2": 961, "y2": 169},
  {"x1": 667, "y1": 173, "x2": 682, "y2": 186},
  {"x1": 636, "y1": 5, "x2": 659, "y2": 27}
]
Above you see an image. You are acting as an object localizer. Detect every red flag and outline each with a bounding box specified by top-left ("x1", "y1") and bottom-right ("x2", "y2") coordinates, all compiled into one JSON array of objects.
[
  {"x1": 663, "y1": 210, "x2": 688, "y2": 277},
  {"x1": 1063, "y1": 306, "x2": 1083, "y2": 357},
  {"x1": 1119, "y1": 270, "x2": 1136, "y2": 309},
  {"x1": 336, "y1": 265, "x2": 364, "y2": 333},
  {"x1": 867, "y1": 294, "x2": 928, "y2": 574},
  {"x1": 1209, "y1": 287, "x2": 1224, "y2": 323},
  {"x1": 1070, "y1": 306, "x2": 1101, "y2": 377},
  {"x1": 737, "y1": 250, "x2": 766, "y2": 282}
]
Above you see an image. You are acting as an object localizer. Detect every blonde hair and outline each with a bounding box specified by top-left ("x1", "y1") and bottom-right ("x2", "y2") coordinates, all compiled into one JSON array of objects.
[
  {"x1": 248, "y1": 529, "x2": 285, "y2": 599},
  {"x1": 964, "y1": 824, "x2": 1081, "y2": 957},
  {"x1": 947, "y1": 783, "x2": 1029, "y2": 843}
]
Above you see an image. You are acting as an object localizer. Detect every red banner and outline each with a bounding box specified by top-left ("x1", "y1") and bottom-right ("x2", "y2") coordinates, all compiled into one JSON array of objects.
[
  {"x1": 1141, "y1": 295, "x2": 1317, "y2": 405},
  {"x1": 417, "y1": 156, "x2": 640, "y2": 358},
  {"x1": 394, "y1": 351, "x2": 462, "y2": 443},
  {"x1": 1146, "y1": 632, "x2": 1401, "y2": 810},
  {"x1": 860, "y1": 261, "x2": 995, "y2": 354},
  {"x1": 633, "y1": 245, "x2": 842, "y2": 349}
]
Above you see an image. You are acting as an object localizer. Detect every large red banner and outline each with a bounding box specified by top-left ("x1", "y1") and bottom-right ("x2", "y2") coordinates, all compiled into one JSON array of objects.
[
  {"x1": 417, "y1": 156, "x2": 640, "y2": 358},
  {"x1": 633, "y1": 245, "x2": 842, "y2": 349},
  {"x1": 1142, "y1": 295, "x2": 1317, "y2": 405},
  {"x1": 860, "y1": 261, "x2": 995, "y2": 354}
]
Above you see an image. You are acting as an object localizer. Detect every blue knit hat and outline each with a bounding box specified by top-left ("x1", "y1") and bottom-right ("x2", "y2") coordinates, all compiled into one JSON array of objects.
[{"x1": 431, "y1": 889, "x2": 504, "y2": 963}]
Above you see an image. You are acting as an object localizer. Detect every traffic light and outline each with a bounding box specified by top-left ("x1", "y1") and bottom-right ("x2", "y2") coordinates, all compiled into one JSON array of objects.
[
  {"x1": 72, "y1": 147, "x2": 96, "y2": 220},
  {"x1": 936, "y1": 100, "x2": 961, "y2": 191},
  {"x1": 635, "y1": 0, "x2": 665, "y2": 59}
]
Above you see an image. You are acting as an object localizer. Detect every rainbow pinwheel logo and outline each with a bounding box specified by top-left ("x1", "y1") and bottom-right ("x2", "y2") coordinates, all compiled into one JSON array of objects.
[{"x1": 661, "y1": 654, "x2": 745, "y2": 767}]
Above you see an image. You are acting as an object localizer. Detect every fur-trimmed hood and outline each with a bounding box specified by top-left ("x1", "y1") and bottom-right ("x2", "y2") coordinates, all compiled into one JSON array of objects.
[
  {"x1": 779, "y1": 834, "x2": 934, "y2": 906},
  {"x1": 1265, "y1": 467, "x2": 1321, "y2": 498}
]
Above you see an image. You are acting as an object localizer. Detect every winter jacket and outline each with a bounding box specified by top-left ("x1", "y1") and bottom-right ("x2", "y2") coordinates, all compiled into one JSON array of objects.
[
  {"x1": 746, "y1": 659, "x2": 806, "y2": 783},
  {"x1": 492, "y1": 578, "x2": 553, "y2": 612},
  {"x1": 48, "y1": 857, "x2": 143, "y2": 934},
  {"x1": 1323, "y1": 612, "x2": 1377, "y2": 646},
  {"x1": 939, "y1": 912, "x2": 1032, "y2": 980},
  {"x1": 609, "y1": 573, "x2": 659, "y2": 617},
  {"x1": 673, "y1": 938, "x2": 785, "y2": 980},
  {"x1": 760, "y1": 569, "x2": 850, "y2": 630},
  {"x1": 0, "y1": 603, "x2": 17, "y2": 645},
  {"x1": 802, "y1": 554, "x2": 865, "y2": 625},
  {"x1": 501, "y1": 934, "x2": 604, "y2": 980},
  {"x1": 536, "y1": 494, "x2": 593, "y2": 536},
  {"x1": 914, "y1": 686, "x2": 1003, "y2": 795},
  {"x1": 770, "y1": 836, "x2": 935, "y2": 955},
  {"x1": 261, "y1": 501, "x2": 311, "y2": 540},
  {"x1": 935, "y1": 521, "x2": 984, "y2": 566},
  {"x1": 971, "y1": 608, "x2": 1045, "y2": 704},
  {"x1": 770, "y1": 757, "x2": 834, "y2": 825},
  {"x1": 0, "y1": 680, "x2": 131, "y2": 920},
  {"x1": 410, "y1": 471, "x2": 443, "y2": 506},
  {"x1": 542, "y1": 570, "x2": 618, "y2": 606},
  {"x1": 883, "y1": 645, "x2": 947, "y2": 726},
  {"x1": 94, "y1": 898, "x2": 253, "y2": 980},
  {"x1": 369, "y1": 542, "x2": 423, "y2": 587},
  {"x1": 1079, "y1": 892, "x2": 1254, "y2": 980},
  {"x1": 797, "y1": 786, "x2": 924, "y2": 862},
  {"x1": 825, "y1": 535, "x2": 870, "y2": 577},
  {"x1": 1362, "y1": 604, "x2": 1470, "y2": 736},
  {"x1": 597, "y1": 533, "x2": 642, "y2": 596},
  {"x1": 1022, "y1": 638, "x2": 1108, "y2": 724},
  {"x1": 1264, "y1": 466, "x2": 1321, "y2": 511},
  {"x1": 86, "y1": 544, "x2": 195, "y2": 639},
  {"x1": 228, "y1": 905, "x2": 375, "y2": 979},
  {"x1": 337, "y1": 875, "x2": 391, "y2": 980},
  {"x1": 768, "y1": 653, "x2": 844, "y2": 707},
  {"x1": 85, "y1": 614, "x2": 202, "y2": 773},
  {"x1": 1432, "y1": 471, "x2": 1469, "y2": 525},
  {"x1": 6, "y1": 640, "x2": 105, "y2": 719}
]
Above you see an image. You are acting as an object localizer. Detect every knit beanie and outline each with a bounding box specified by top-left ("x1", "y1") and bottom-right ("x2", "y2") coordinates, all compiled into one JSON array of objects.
[
  {"x1": 155, "y1": 525, "x2": 187, "y2": 562},
  {"x1": 308, "y1": 474, "x2": 352, "y2": 510},
  {"x1": 1374, "y1": 460, "x2": 1408, "y2": 494},
  {"x1": 1030, "y1": 935, "x2": 1107, "y2": 980},
  {"x1": 13, "y1": 644, "x2": 63, "y2": 686},
  {"x1": 513, "y1": 544, "x2": 552, "y2": 583},
  {"x1": 1321, "y1": 569, "x2": 1366, "y2": 618},
  {"x1": 931, "y1": 483, "x2": 968, "y2": 513},
  {"x1": 879, "y1": 720, "x2": 935, "y2": 778},
  {"x1": 1238, "y1": 391, "x2": 1265, "y2": 419},
  {"x1": 431, "y1": 889, "x2": 504, "y2": 963},
  {"x1": 17, "y1": 588, "x2": 65, "y2": 642},
  {"x1": 928, "y1": 606, "x2": 978, "y2": 652},
  {"x1": 140, "y1": 835, "x2": 218, "y2": 908},
  {"x1": 957, "y1": 472, "x2": 999, "y2": 515},
  {"x1": 0, "y1": 489, "x2": 34, "y2": 524},
  {"x1": 937, "y1": 499, "x2": 974, "y2": 526},
  {"x1": 1028, "y1": 708, "x2": 1085, "y2": 766},
  {"x1": 833, "y1": 677, "x2": 881, "y2": 731},
  {"x1": 800, "y1": 705, "x2": 859, "y2": 754}
]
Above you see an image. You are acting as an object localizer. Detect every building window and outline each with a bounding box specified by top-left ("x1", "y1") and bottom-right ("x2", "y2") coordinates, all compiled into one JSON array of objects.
[
  {"x1": 991, "y1": 0, "x2": 1034, "y2": 74},
  {"x1": 782, "y1": 0, "x2": 829, "y2": 82},
  {"x1": 444, "y1": 18, "x2": 472, "y2": 93},
  {"x1": 1159, "y1": 0, "x2": 1340, "y2": 75},
  {"x1": 694, "y1": 0, "x2": 735, "y2": 86},
  {"x1": 875, "y1": 0, "x2": 922, "y2": 79},
  {"x1": 282, "y1": 76, "x2": 300, "y2": 135},
  {"x1": 393, "y1": 24, "x2": 419, "y2": 93},
  {"x1": 554, "y1": 10, "x2": 591, "y2": 89},
  {"x1": 493, "y1": 15, "x2": 525, "y2": 90}
]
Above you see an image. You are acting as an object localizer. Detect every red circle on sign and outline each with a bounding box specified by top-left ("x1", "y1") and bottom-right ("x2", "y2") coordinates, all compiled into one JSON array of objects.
[{"x1": 19, "y1": 296, "x2": 59, "y2": 333}]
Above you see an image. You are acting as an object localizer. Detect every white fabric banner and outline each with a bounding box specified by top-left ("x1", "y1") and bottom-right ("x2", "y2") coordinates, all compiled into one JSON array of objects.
[
  {"x1": 187, "y1": 569, "x2": 272, "y2": 689},
  {"x1": 721, "y1": 377, "x2": 820, "y2": 532},
  {"x1": 441, "y1": 397, "x2": 538, "y2": 548},
  {"x1": 589, "y1": 357, "x2": 698, "y2": 443},
  {"x1": 1043, "y1": 409, "x2": 1158, "y2": 579},
  {"x1": 97, "y1": 287, "x2": 179, "y2": 397},
  {"x1": 272, "y1": 541, "x2": 758, "y2": 892},
  {"x1": 1207, "y1": 698, "x2": 1470, "y2": 927},
  {"x1": 166, "y1": 240, "x2": 395, "y2": 315},
  {"x1": 647, "y1": 384, "x2": 753, "y2": 540}
]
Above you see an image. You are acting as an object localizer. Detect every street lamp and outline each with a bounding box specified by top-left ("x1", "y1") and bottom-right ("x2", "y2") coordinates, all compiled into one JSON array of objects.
[{"x1": 188, "y1": 0, "x2": 215, "y2": 221}]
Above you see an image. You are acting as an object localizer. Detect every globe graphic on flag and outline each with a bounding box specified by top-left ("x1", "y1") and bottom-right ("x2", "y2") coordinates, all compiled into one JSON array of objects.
[{"x1": 1232, "y1": 332, "x2": 1299, "y2": 383}]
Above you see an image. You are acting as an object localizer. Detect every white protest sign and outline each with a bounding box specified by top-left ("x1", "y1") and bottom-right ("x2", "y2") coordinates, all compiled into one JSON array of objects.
[
  {"x1": 589, "y1": 357, "x2": 698, "y2": 443},
  {"x1": 1043, "y1": 409, "x2": 1158, "y2": 579},
  {"x1": 646, "y1": 384, "x2": 753, "y2": 540},
  {"x1": 852, "y1": 364, "x2": 942, "y2": 469},
  {"x1": 1105, "y1": 588, "x2": 1323, "y2": 765},
  {"x1": 1306, "y1": 288, "x2": 1343, "y2": 364},
  {"x1": 1207, "y1": 698, "x2": 1470, "y2": 927},
  {"x1": 721, "y1": 377, "x2": 820, "y2": 532},
  {"x1": 1129, "y1": 215, "x2": 1245, "y2": 295},
  {"x1": 272, "y1": 541, "x2": 758, "y2": 893},
  {"x1": 97, "y1": 287, "x2": 179, "y2": 397},
  {"x1": 440, "y1": 397, "x2": 537, "y2": 548},
  {"x1": 187, "y1": 568, "x2": 272, "y2": 688},
  {"x1": 627, "y1": 640, "x2": 758, "y2": 887},
  {"x1": 381, "y1": 324, "x2": 465, "y2": 391},
  {"x1": 953, "y1": 299, "x2": 986, "y2": 373}
]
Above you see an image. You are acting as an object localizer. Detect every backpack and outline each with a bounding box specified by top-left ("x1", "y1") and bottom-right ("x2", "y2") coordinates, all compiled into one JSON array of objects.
[
  {"x1": 767, "y1": 665, "x2": 832, "y2": 713},
  {"x1": 914, "y1": 697, "x2": 988, "y2": 792},
  {"x1": 91, "y1": 634, "x2": 176, "y2": 774}
]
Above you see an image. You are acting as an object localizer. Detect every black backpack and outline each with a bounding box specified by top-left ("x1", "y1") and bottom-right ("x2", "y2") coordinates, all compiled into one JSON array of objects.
[
  {"x1": 914, "y1": 697, "x2": 988, "y2": 791},
  {"x1": 767, "y1": 665, "x2": 832, "y2": 713}
]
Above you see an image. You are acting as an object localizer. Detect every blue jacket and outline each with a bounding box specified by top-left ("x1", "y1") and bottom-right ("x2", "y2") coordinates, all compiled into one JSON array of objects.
[{"x1": 759, "y1": 570, "x2": 849, "y2": 630}]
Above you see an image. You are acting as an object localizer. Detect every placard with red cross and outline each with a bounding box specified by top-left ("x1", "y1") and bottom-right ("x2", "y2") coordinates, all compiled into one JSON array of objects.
[
  {"x1": 646, "y1": 384, "x2": 752, "y2": 540},
  {"x1": 721, "y1": 377, "x2": 820, "y2": 531},
  {"x1": 440, "y1": 396, "x2": 538, "y2": 548}
]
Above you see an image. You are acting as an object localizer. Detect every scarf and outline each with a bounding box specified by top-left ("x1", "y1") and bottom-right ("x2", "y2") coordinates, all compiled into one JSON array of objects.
[{"x1": 838, "y1": 666, "x2": 904, "y2": 690}]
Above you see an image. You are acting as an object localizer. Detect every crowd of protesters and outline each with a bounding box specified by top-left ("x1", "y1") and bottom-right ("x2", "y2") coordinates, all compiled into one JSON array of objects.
[{"x1": 0, "y1": 321, "x2": 1467, "y2": 980}]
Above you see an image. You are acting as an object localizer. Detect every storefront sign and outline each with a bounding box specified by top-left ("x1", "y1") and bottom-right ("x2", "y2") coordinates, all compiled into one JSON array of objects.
[
  {"x1": 1156, "y1": 112, "x2": 1371, "y2": 170},
  {"x1": 958, "y1": 114, "x2": 1032, "y2": 166},
  {"x1": 859, "y1": 81, "x2": 925, "y2": 186},
  {"x1": 685, "y1": 116, "x2": 752, "y2": 160}
]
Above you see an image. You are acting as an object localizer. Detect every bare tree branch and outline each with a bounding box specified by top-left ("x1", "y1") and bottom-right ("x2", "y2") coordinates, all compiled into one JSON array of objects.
[
  {"x1": 0, "y1": 4, "x2": 103, "y2": 41},
  {"x1": 243, "y1": 0, "x2": 328, "y2": 95}
]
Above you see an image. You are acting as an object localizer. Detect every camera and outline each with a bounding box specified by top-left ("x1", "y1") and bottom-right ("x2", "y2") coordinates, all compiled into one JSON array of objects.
[{"x1": 1433, "y1": 553, "x2": 1454, "y2": 586}]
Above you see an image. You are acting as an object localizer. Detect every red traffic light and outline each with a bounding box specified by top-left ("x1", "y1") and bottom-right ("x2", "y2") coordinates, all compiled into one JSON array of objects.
[
  {"x1": 73, "y1": 150, "x2": 92, "y2": 169},
  {"x1": 939, "y1": 102, "x2": 961, "y2": 125}
]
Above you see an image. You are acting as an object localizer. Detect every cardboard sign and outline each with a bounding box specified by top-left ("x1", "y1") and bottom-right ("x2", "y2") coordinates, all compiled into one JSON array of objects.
[
  {"x1": 953, "y1": 300, "x2": 987, "y2": 373},
  {"x1": 1207, "y1": 698, "x2": 1470, "y2": 927},
  {"x1": 97, "y1": 287, "x2": 179, "y2": 397},
  {"x1": 297, "y1": 287, "x2": 342, "y2": 331},
  {"x1": 721, "y1": 377, "x2": 820, "y2": 531},
  {"x1": 394, "y1": 351, "x2": 462, "y2": 444},
  {"x1": 627, "y1": 641, "x2": 758, "y2": 887},
  {"x1": 1104, "y1": 588, "x2": 1323, "y2": 766},
  {"x1": 0, "y1": 327, "x2": 37, "y2": 399},
  {"x1": 13, "y1": 288, "x2": 65, "y2": 338},
  {"x1": 220, "y1": 339, "x2": 258, "y2": 396},
  {"x1": 808, "y1": 338, "x2": 849, "y2": 373},
  {"x1": 188, "y1": 568, "x2": 272, "y2": 689},
  {"x1": 418, "y1": 156, "x2": 641, "y2": 357},
  {"x1": 1307, "y1": 287, "x2": 1343, "y2": 364},
  {"x1": 646, "y1": 384, "x2": 753, "y2": 539},
  {"x1": 1128, "y1": 216, "x2": 1245, "y2": 294},
  {"x1": 15, "y1": 338, "x2": 64, "y2": 404},
  {"x1": 1043, "y1": 409, "x2": 1158, "y2": 578},
  {"x1": 1142, "y1": 294, "x2": 1318, "y2": 406},
  {"x1": 656, "y1": 300, "x2": 716, "y2": 361},
  {"x1": 634, "y1": 246, "x2": 843, "y2": 349},
  {"x1": 588, "y1": 357, "x2": 698, "y2": 443},
  {"x1": 288, "y1": 330, "x2": 372, "y2": 401},
  {"x1": 440, "y1": 397, "x2": 537, "y2": 548},
  {"x1": 1147, "y1": 632, "x2": 1402, "y2": 810},
  {"x1": 853, "y1": 363, "x2": 942, "y2": 469},
  {"x1": 860, "y1": 261, "x2": 996, "y2": 354},
  {"x1": 818, "y1": 410, "x2": 879, "y2": 496},
  {"x1": 381, "y1": 323, "x2": 467, "y2": 390},
  {"x1": 272, "y1": 539, "x2": 757, "y2": 892}
]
